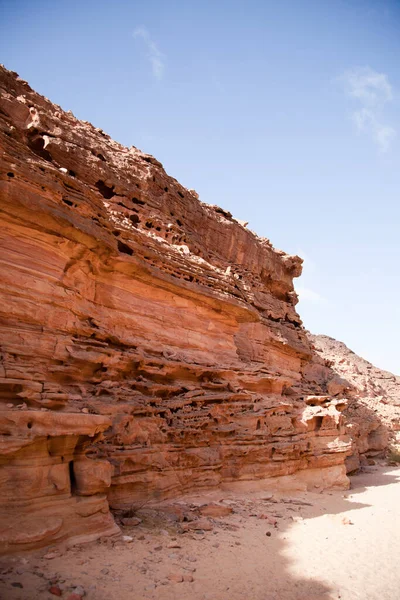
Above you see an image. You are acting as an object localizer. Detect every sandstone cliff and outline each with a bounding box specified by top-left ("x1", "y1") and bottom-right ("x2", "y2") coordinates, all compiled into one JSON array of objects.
[{"x1": 0, "y1": 65, "x2": 353, "y2": 553}]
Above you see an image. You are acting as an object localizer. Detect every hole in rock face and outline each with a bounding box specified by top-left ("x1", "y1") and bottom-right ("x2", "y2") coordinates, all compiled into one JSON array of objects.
[
  {"x1": 69, "y1": 461, "x2": 77, "y2": 494},
  {"x1": 117, "y1": 240, "x2": 134, "y2": 256},
  {"x1": 62, "y1": 198, "x2": 74, "y2": 207},
  {"x1": 176, "y1": 219, "x2": 183, "y2": 227},
  {"x1": 145, "y1": 221, "x2": 153, "y2": 229},
  {"x1": 178, "y1": 191, "x2": 184, "y2": 198},
  {"x1": 88, "y1": 317, "x2": 99, "y2": 329},
  {"x1": 68, "y1": 170, "x2": 76, "y2": 177},
  {"x1": 0, "y1": 381, "x2": 23, "y2": 400},
  {"x1": 256, "y1": 420, "x2": 261, "y2": 430},
  {"x1": 164, "y1": 187, "x2": 168, "y2": 192},
  {"x1": 27, "y1": 421, "x2": 33, "y2": 429},
  {"x1": 129, "y1": 214, "x2": 140, "y2": 226},
  {"x1": 314, "y1": 416, "x2": 324, "y2": 431},
  {"x1": 97, "y1": 153, "x2": 106, "y2": 161},
  {"x1": 7, "y1": 172, "x2": 14, "y2": 177},
  {"x1": 28, "y1": 135, "x2": 53, "y2": 162},
  {"x1": 95, "y1": 180, "x2": 114, "y2": 199},
  {"x1": 132, "y1": 197, "x2": 145, "y2": 206}
]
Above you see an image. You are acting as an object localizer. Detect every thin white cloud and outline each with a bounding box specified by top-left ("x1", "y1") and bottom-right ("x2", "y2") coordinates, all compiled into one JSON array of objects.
[
  {"x1": 345, "y1": 67, "x2": 392, "y2": 105},
  {"x1": 134, "y1": 26, "x2": 165, "y2": 79},
  {"x1": 296, "y1": 286, "x2": 325, "y2": 304},
  {"x1": 340, "y1": 66, "x2": 396, "y2": 153},
  {"x1": 352, "y1": 108, "x2": 395, "y2": 153}
]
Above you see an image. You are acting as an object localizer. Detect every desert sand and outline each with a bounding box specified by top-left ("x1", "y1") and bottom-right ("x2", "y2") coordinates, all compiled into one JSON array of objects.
[{"x1": 1, "y1": 463, "x2": 399, "y2": 600}]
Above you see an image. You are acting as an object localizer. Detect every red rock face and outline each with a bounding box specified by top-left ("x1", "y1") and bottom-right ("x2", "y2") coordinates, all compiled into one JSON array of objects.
[
  {"x1": 0, "y1": 411, "x2": 119, "y2": 554},
  {"x1": 0, "y1": 65, "x2": 352, "y2": 552}
]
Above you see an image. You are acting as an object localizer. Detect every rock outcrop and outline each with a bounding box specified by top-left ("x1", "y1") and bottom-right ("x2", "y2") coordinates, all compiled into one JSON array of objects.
[
  {"x1": 0, "y1": 65, "x2": 353, "y2": 552},
  {"x1": 308, "y1": 334, "x2": 400, "y2": 471},
  {"x1": 0, "y1": 411, "x2": 118, "y2": 553}
]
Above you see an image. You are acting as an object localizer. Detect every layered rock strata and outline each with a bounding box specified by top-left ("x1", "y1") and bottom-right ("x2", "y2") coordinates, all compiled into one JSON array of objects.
[
  {"x1": 0, "y1": 66, "x2": 352, "y2": 552},
  {"x1": 0, "y1": 411, "x2": 118, "y2": 553}
]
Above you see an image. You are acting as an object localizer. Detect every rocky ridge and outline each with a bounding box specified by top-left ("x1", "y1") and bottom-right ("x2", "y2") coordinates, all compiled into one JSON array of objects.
[
  {"x1": 308, "y1": 334, "x2": 400, "y2": 470},
  {"x1": 0, "y1": 65, "x2": 368, "y2": 553}
]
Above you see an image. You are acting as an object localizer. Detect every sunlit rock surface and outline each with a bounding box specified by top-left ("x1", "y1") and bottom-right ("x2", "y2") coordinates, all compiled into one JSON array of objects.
[{"x1": 308, "y1": 333, "x2": 400, "y2": 471}]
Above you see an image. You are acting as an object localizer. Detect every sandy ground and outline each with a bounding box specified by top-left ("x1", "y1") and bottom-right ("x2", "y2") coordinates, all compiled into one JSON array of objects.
[{"x1": 1, "y1": 464, "x2": 399, "y2": 600}]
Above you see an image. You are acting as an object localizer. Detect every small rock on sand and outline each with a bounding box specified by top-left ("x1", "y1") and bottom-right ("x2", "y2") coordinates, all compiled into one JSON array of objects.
[
  {"x1": 181, "y1": 518, "x2": 213, "y2": 531},
  {"x1": 168, "y1": 573, "x2": 184, "y2": 583},
  {"x1": 121, "y1": 517, "x2": 142, "y2": 526},
  {"x1": 199, "y1": 504, "x2": 233, "y2": 517},
  {"x1": 43, "y1": 552, "x2": 60, "y2": 560}
]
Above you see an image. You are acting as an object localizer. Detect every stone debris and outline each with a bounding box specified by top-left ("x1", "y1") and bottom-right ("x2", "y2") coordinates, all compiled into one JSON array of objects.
[
  {"x1": 181, "y1": 518, "x2": 214, "y2": 532},
  {"x1": 167, "y1": 572, "x2": 184, "y2": 583},
  {"x1": 71, "y1": 585, "x2": 85, "y2": 596},
  {"x1": 167, "y1": 541, "x2": 182, "y2": 548},
  {"x1": 199, "y1": 504, "x2": 233, "y2": 517},
  {"x1": 121, "y1": 517, "x2": 142, "y2": 527}
]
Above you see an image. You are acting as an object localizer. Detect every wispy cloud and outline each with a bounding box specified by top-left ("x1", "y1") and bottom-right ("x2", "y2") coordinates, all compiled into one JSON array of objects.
[
  {"x1": 296, "y1": 286, "x2": 325, "y2": 304},
  {"x1": 133, "y1": 26, "x2": 165, "y2": 79},
  {"x1": 340, "y1": 66, "x2": 396, "y2": 153}
]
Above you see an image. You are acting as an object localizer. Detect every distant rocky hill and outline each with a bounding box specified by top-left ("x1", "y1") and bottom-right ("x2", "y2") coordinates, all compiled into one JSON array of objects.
[{"x1": 308, "y1": 333, "x2": 400, "y2": 469}]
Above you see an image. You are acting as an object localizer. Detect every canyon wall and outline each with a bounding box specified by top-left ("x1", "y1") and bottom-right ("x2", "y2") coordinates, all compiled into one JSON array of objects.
[{"x1": 0, "y1": 66, "x2": 352, "y2": 553}]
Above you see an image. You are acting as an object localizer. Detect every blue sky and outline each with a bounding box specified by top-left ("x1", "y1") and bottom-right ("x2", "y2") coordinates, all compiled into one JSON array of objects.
[{"x1": 1, "y1": 0, "x2": 399, "y2": 374}]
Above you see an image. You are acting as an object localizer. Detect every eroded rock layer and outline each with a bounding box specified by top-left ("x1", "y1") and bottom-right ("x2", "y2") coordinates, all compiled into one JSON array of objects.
[
  {"x1": 0, "y1": 411, "x2": 118, "y2": 553},
  {"x1": 0, "y1": 66, "x2": 352, "y2": 552}
]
